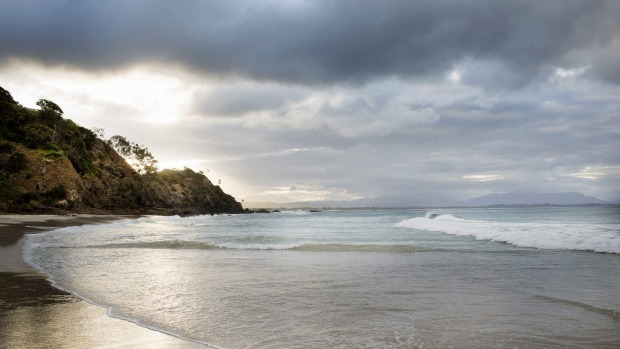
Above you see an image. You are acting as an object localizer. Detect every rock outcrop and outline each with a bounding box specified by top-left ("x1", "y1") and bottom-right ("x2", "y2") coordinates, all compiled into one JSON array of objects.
[{"x1": 0, "y1": 86, "x2": 243, "y2": 214}]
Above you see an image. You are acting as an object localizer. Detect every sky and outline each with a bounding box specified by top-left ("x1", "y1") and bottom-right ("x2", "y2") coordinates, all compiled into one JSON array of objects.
[{"x1": 1, "y1": 0, "x2": 619, "y2": 203}]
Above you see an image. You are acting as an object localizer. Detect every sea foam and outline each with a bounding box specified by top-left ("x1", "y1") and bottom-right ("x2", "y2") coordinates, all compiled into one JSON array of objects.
[{"x1": 396, "y1": 213, "x2": 620, "y2": 254}]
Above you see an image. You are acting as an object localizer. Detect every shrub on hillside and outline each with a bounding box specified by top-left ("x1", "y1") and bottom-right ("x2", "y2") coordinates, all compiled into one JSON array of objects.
[{"x1": 5, "y1": 152, "x2": 27, "y2": 173}]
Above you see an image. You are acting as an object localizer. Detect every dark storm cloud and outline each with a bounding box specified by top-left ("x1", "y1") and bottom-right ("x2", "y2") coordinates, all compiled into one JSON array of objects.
[
  {"x1": 2, "y1": 0, "x2": 618, "y2": 202},
  {"x1": 2, "y1": 0, "x2": 619, "y2": 87}
]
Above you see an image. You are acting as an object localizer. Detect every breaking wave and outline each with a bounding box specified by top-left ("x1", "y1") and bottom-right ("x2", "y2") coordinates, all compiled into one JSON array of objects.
[
  {"x1": 396, "y1": 213, "x2": 620, "y2": 254},
  {"x1": 32, "y1": 239, "x2": 429, "y2": 253}
]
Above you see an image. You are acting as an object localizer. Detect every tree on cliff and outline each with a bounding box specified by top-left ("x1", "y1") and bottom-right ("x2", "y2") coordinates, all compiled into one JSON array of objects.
[
  {"x1": 36, "y1": 99, "x2": 64, "y2": 116},
  {"x1": 0, "y1": 86, "x2": 16, "y2": 104},
  {"x1": 107, "y1": 135, "x2": 159, "y2": 175}
]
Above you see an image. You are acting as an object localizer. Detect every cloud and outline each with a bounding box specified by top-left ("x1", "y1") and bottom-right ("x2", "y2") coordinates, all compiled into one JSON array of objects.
[
  {"x1": 191, "y1": 81, "x2": 308, "y2": 117},
  {"x1": 463, "y1": 174, "x2": 505, "y2": 182},
  {"x1": 1, "y1": 0, "x2": 619, "y2": 88},
  {"x1": 190, "y1": 78, "x2": 446, "y2": 137},
  {"x1": 1, "y1": 1, "x2": 619, "y2": 203},
  {"x1": 566, "y1": 165, "x2": 620, "y2": 180},
  {"x1": 592, "y1": 39, "x2": 620, "y2": 84}
]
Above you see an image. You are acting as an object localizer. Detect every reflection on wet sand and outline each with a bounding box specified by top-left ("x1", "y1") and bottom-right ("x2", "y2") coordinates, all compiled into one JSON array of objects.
[{"x1": 0, "y1": 215, "x2": 207, "y2": 349}]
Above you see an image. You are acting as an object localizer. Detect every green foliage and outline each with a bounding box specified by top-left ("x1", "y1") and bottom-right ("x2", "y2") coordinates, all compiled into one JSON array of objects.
[
  {"x1": 91, "y1": 127, "x2": 105, "y2": 138},
  {"x1": 5, "y1": 184, "x2": 69, "y2": 206},
  {"x1": 0, "y1": 87, "x2": 146, "y2": 178},
  {"x1": 0, "y1": 86, "x2": 16, "y2": 104},
  {"x1": 0, "y1": 143, "x2": 15, "y2": 154},
  {"x1": 108, "y1": 135, "x2": 132, "y2": 157},
  {"x1": 44, "y1": 143, "x2": 61, "y2": 151},
  {"x1": 78, "y1": 127, "x2": 98, "y2": 151},
  {"x1": 68, "y1": 150, "x2": 99, "y2": 176},
  {"x1": 41, "y1": 184, "x2": 67, "y2": 204},
  {"x1": 0, "y1": 102, "x2": 28, "y2": 142},
  {"x1": 24, "y1": 123, "x2": 53, "y2": 149},
  {"x1": 0, "y1": 89, "x2": 101, "y2": 175},
  {"x1": 42, "y1": 143, "x2": 64, "y2": 160},
  {"x1": 19, "y1": 192, "x2": 38, "y2": 204},
  {"x1": 108, "y1": 135, "x2": 159, "y2": 175},
  {"x1": 36, "y1": 99, "x2": 64, "y2": 116},
  {"x1": 66, "y1": 119, "x2": 78, "y2": 130},
  {"x1": 157, "y1": 169, "x2": 182, "y2": 183},
  {"x1": 6, "y1": 152, "x2": 27, "y2": 173}
]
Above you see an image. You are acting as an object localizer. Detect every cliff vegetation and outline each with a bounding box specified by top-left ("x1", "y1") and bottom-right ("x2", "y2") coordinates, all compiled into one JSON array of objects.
[{"x1": 0, "y1": 86, "x2": 243, "y2": 214}]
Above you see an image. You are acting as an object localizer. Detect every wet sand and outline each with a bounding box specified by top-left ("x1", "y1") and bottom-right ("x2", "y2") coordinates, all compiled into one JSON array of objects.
[{"x1": 0, "y1": 215, "x2": 208, "y2": 349}]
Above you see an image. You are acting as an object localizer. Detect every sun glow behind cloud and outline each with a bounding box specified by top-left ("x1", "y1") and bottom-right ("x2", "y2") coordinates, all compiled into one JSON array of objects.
[
  {"x1": 257, "y1": 186, "x2": 362, "y2": 203},
  {"x1": 567, "y1": 165, "x2": 620, "y2": 180},
  {"x1": 1, "y1": 60, "x2": 190, "y2": 124},
  {"x1": 463, "y1": 174, "x2": 505, "y2": 182},
  {"x1": 449, "y1": 69, "x2": 461, "y2": 84},
  {"x1": 554, "y1": 67, "x2": 588, "y2": 79}
]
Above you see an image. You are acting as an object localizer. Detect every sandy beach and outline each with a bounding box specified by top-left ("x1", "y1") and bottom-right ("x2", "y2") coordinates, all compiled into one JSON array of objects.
[{"x1": 0, "y1": 214, "x2": 208, "y2": 349}]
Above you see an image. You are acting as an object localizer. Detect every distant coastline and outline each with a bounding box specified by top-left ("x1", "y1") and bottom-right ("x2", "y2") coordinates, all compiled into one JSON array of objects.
[{"x1": 244, "y1": 193, "x2": 614, "y2": 210}]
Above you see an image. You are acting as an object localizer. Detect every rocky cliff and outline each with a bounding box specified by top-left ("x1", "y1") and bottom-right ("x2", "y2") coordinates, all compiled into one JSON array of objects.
[{"x1": 0, "y1": 86, "x2": 243, "y2": 214}]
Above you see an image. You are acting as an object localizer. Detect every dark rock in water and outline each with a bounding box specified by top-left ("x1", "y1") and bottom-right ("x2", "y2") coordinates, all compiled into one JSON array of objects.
[{"x1": 428, "y1": 213, "x2": 439, "y2": 219}]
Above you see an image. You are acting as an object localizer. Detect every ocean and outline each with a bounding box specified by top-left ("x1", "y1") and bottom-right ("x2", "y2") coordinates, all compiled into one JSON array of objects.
[{"x1": 24, "y1": 207, "x2": 620, "y2": 348}]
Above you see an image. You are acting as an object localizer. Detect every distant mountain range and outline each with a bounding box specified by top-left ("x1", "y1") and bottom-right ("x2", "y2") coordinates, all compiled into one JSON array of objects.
[
  {"x1": 244, "y1": 193, "x2": 456, "y2": 209},
  {"x1": 245, "y1": 192, "x2": 610, "y2": 209}
]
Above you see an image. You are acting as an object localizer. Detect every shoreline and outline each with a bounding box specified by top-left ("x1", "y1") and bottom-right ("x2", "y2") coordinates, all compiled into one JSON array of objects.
[{"x1": 0, "y1": 214, "x2": 209, "y2": 349}]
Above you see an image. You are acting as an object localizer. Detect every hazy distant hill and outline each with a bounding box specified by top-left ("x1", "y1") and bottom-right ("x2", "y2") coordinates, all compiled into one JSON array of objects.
[
  {"x1": 0, "y1": 86, "x2": 242, "y2": 214},
  {"x1": 346, "y1": 194, "x2": 458, "y2": 208},
  {"x1": 247, "y1": 192, "x2": 609, "y2": 209},
  {"x1": 466, "y1": 192, "x2": 607, "y2": 206},
  {"x1": 246, "y1": 194, "x2": 458, "y2": 209}
]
